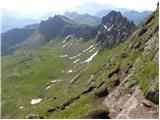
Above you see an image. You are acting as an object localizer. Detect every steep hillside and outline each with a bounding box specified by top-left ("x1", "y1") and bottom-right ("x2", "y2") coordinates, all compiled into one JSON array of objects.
[
  {"x1": 64, "y1": 12, "x2": 101, "y2": 26},
  {"x1": 1, "y1": 7, "x2": 159, "y2": 119}
]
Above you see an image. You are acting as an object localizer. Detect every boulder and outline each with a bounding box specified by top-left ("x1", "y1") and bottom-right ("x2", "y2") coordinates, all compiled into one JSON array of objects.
[
  {"x1": 145, "y1": 87, "x2": 159, "y2": 104},
  {"x1": 142, "y1": 99, "x2": 151, "y2": 107}
]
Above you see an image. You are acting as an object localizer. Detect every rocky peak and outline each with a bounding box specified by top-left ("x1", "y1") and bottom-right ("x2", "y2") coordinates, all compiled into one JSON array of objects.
[
  {"x1": 102, "y1": 11, "x2": 123, "y2": 25},
  {"x1": 97, "y1": 11, "x2": 135, "y2": 48}
]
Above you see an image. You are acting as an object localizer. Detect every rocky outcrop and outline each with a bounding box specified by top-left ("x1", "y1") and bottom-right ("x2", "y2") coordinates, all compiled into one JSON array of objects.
[{"x1": 97, "y1": 11, "x2": 135, "y2": 48}]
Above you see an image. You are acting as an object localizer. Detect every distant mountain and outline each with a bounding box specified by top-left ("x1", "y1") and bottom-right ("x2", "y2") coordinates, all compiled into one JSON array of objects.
[
  {"x1": 38, "y1": 12, "x2": 61, "y2": 20},
  {"x1": 1, "y1": 16, "x2": 39, "y2": 32},
  {"x1": 69, "y1": 2, "x2": 115, "y2": 15},
  {"x1": 1, "y1": 9, "x2": 39, "y2": 32},
  {"x1": 95, "y1": 8, "x2": 130, "y2": 18},
  {"x1": 122, "y1": 10, "x2": 152, "y2": 25},
  {"x1": 95, "y1": 9, "x2": 113, "y2": 18},
  {"x1": 95, "y1": 9, "x2": 152, "y2": 25},
  {"x1": 64, "y1": 12, "x2": 101, "y2": 26}
]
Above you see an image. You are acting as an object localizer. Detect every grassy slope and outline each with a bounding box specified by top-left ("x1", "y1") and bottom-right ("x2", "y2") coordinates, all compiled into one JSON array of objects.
[
  {"x1": 2, "y1": 36, "x2": 102, "y2": 118},
  {"x1": 48, "y1": 10, "x2": 159, "y2": 118}
]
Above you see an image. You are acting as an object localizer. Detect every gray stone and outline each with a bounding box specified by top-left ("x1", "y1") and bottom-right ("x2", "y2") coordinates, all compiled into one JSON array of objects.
[{"x1": 143, "y1": 99, "x2": 151, "y2": 107}]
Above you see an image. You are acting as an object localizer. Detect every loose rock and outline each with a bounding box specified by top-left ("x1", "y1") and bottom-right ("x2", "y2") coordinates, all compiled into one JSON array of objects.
[{"x1": 142, "y1": 99, "x2": 151, "y2": 107}]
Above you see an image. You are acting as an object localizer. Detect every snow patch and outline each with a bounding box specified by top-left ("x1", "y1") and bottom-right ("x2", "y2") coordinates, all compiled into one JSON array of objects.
[
  {"x1": 63, "y1": 43, "x2": 70, "y2": 48},
  {"x1": 103, "y1": 25, "x2": 108, "y2": 30},
  {"x1": 63, "y1": 35, "x2": 72, "y2": 43},
  {"x1": 67, "y1": 43, "x2": 72, "y2": 48},
  {"x1": 45, "y1": 85, "x2": 51, "y2": 90},
  {"x1": 70, "y1": 53, "x2": 81, "y2": 59},
  {"x1": 83, "y1": 45, "x2": 94, "y2": 53},
  {"x1": 73, "y1": 59, "x2": 80, "y2": 63},
  {"x1": 19, "y1": 106, "x2": 24, "y2": 109},
  {"x1": 89, "y1": 47, "x2": 95, "y2": 52},
  {"x1": 60, "y1": 54, "x2": 68, "y2": 58},
  {"x1": 107, "y1": 25, "x2": 114, "y2": 31},
  {"x1": 80, "y1": 37, "x2": 83, "y2": 40},
  {"x1": 82, "y1": 50, "x2": 99, "y2": 63},
  {"x1": 51, "y1": 79, "x2": 61, "y2": 83},
  {"x1": 68, "y1": 69, "x2": 73, "y2": 73},
  {"x1": 30, "y1": 98, "x2": 42, "y2": 105}
]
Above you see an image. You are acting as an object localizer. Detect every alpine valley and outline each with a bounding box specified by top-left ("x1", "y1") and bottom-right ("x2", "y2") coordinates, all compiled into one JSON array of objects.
[{"x1": 1, "y1": 3, "x2": 159, "y2": 119}]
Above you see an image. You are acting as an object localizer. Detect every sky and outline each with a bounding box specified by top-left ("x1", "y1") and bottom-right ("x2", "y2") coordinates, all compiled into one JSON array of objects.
[{"x1": 1, "y1": 0, "x2": 158, "y2": 18}]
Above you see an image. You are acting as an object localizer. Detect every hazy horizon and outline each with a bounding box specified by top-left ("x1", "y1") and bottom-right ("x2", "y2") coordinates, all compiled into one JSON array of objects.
[{"x1": 1, "y1": 0, "x2": 158, "y2": 19}]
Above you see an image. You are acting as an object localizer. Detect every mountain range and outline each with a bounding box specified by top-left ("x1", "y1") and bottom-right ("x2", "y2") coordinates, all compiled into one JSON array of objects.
[
  {"x1": 1, "y1": 2, "x2": 153, "y2": 32},
  {"x1": 64, "y1": 12, "x2": 101, "y2": 26},
  {"x1": 1, "y1": 9, "x2": 39, "y2": 32}
]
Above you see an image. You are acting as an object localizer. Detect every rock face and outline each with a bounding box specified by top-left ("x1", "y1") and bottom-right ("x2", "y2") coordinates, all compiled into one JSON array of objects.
[{"x1": 97, "y1": 11, "x2": 135, "y2": 48}]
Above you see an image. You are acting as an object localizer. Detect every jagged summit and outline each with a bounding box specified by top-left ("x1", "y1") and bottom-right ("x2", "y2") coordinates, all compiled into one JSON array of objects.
[
  {"x1": 97, "y1": 10, "x2": 135, "y2": 48},
  {"x1": 102, "y1": 11, "x2": 124, "y2": 25}
]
